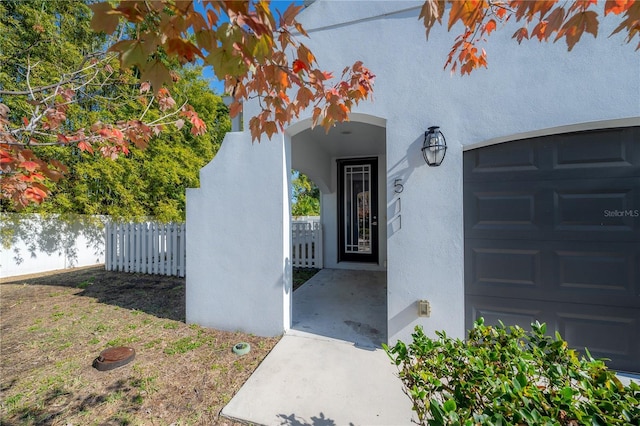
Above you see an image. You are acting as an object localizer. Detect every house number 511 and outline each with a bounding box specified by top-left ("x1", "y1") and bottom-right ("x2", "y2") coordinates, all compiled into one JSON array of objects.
[{"x1": 393, "y1": 178, "x2": 403, "y2": 230}]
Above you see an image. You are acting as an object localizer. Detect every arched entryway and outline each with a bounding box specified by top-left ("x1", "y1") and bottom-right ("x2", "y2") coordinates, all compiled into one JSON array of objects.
[{"x1": 286, "y1": 115, "x2": 388, "y2": 347}]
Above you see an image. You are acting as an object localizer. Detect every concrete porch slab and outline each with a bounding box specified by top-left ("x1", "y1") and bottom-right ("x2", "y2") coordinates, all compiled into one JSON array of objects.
[{"x1": 221, "y1": 334, "x2": 414, "y2": 425}]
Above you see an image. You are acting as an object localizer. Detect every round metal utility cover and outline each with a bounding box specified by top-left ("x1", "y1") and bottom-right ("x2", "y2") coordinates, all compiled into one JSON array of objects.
[{"x1": 93, "y1": 346, "x2": 135, "y2": 371}]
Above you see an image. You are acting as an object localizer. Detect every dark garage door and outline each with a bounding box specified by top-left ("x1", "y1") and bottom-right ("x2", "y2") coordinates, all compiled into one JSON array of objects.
[{"x1": 464, "y1": 126, "x2": 640, "y2": 372}]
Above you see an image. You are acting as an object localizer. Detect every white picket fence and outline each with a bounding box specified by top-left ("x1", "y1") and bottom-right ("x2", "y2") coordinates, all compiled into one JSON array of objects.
[
  {"x1": 292, "y1": 221, "x2": 323, "y2": 268},
  {"x1": 105, "y1": 220, "x2": 322, "y2": 277},
  {"x1": 105, "y1": 222, "x2": 186, "y2": 277}
]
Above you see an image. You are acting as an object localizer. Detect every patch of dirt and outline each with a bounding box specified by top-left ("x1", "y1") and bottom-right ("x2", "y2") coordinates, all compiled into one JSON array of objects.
[{"x1": 0, "y1": 266, "x2": 280, "y2": 425}]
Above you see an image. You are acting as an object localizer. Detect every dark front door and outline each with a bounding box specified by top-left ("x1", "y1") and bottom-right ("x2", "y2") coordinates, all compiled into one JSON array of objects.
[
  {"x1": 463, "y1": 126, "x2": 640, "y2": 372},
  {"x1": 338, "y1": 158, "x2": 378, "y2": 263}
]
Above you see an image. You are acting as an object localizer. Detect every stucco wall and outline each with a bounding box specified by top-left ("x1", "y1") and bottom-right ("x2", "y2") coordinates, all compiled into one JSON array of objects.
[
  {"x1": 186, "y1": 132, "x2": 292, "y2": 336},
  {"x1": 295, "y1": 0, "x2": 640, "y2": 345},
  {"x1": 0, "y1": 214, "x2": 105, "y2": 278}
]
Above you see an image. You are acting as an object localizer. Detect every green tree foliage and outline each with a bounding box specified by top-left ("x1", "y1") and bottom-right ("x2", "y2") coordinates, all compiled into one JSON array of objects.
[
  {"x1": 0, "y1": 0, "x2": 228, "y2": 221},
  {"x1": 291, "y1": 171, "x2": 320, "y2": 217}
]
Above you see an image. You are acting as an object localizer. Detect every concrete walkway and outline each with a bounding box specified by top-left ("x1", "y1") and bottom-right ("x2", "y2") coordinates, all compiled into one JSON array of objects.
[{"x1": 222, "y1": 269, "x2": 415, "y2": 425}]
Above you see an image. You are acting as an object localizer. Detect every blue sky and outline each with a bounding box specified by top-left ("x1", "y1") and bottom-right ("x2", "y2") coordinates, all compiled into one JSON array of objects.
[{"x1": 196, "y1": 1, "x2": 304, "y2": 94}]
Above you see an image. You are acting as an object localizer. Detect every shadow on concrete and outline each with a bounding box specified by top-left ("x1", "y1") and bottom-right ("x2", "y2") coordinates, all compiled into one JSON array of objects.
[{"x1": 277, "y1": 412, "x2": 350, "y2": 426}]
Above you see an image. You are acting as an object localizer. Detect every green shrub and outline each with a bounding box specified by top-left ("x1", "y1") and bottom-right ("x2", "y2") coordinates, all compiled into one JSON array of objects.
[{"x1": 384, "y1": 319, "x2": 640, "y2": 426}]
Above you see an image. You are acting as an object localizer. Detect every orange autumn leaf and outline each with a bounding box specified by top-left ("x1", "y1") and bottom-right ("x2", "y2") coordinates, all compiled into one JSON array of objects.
[
  {"x1": 568, "y1": 0, "x2": 598, "y2": 14},
  {"x1": 495, "y1": 6, "x2": 508, "y2": 19},
  {"x1": 278, "y1": 91, "x2": 290, "y2": 103},
  {"x1": 292, "y1": 59, "x2": 307, "y2": 73},
  {"x1": 556, "y1": 10, "x2": 599, "y2": 50},
  {"x1": 229, "y1": 101, "x2": 243, "y2": 118},
  {"x1": 419, "y1": 0, "x2": 445, "y2": 38},
  {"x1": 532, "y1": 20, "x2": 549, "y2": 41},
  {"x1": 77, "y1": 140, "x2": 94, "y2": 154},
  {"x1": 166, "y1": 38, "x2": 204, "y2": 63},
  {"x1": 24, "y1": 186, "x2": 48, "y2": 204},
  {"x1": 484, "y1": 19, "x2": 497, "y2": 35},
  {"x1": 18, "y1": 161, "x2": 39, "y2": 172},
  {"x1": 546, "y1": 7, "x2": 567, "y2": 36},
  {"x1": 279, "y1": 3, "x2": 303, "y2": 27},
  {"x1": 296, "y1": 87, "x2": 314, "y2": 107},
  {"x1": 513, "y1": 27, "x2": 530, "y2": 44},
  {"x1": 448, "y1": 0, "x2": 485, "y2": 31},
  {"x1": 605, "y1": 0, "x2": 634, "y2": 15},
  {"x1": 19, "y1": 172, "x2": 45, "y2": 182},
  {"x1": 88, "y1": 2, "x2": 120, "y2": 34},
  {"x1": 278, "y1": 70, "x2": 290, "y2": 88},
  {"x1": 190, "y1": 115, "x2": 207, "y2": 136}
]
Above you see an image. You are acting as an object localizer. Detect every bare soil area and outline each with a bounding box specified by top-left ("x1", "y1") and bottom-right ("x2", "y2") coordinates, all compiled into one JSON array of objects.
[{"x1": 0, "y1": 266, "x2": 286, "y2": 425}]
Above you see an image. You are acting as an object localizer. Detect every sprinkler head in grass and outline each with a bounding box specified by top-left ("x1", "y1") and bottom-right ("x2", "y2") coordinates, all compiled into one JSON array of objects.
[{"x1": 232, "y1": 342, "x2": 251, "y2": 355}]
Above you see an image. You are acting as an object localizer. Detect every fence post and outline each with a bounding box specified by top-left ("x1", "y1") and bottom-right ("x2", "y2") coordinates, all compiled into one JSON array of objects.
[
  {"x1": 131, "y1": 222, "x2": 136, "y2": 273},
  {"x1": 316, "y1": 222, "x2": 323, "y2": 268},
  {"x1": 150, "y1": 222, "x2": 157, "y2": 275},
  {"x1": 170, "y1": 223, "x2": 177, "y2": 276},
  {"x1": 126, "y1": 222, "x2": 132, "y2": 273},
  {"x1": 179, "y1": 223, "x2": 187, "y2": 277},
  {"x1": 135, "y1": 222, "x2": 141, "y2": 273},
  {"x1": 167, "y1": 223, "x2": 172, "y2": 275},
  {"x1": 160, "y1": 223, "x2": 167, "y2": 276},
  {"x1": 115, "y1": 222, "x2": 121, "y2": 272},
  {"x1": 105, "y1": 222, "x2": 111, "y2": 271},
  {"x1": 304, "y1": 223, "x2": 311, "y2": 267},
  {"x1": 294, "y1": 223, "x2": 298, "y2": 266},
  {"x1": 292, "y1": 222, "x2": 300, "y2": 267},
  {"x1": 140, "y1": 222, "x2": 145, "y2": 274},
  {"x1": 144, "y1": 222, "x2": 151, "y2": 274}
]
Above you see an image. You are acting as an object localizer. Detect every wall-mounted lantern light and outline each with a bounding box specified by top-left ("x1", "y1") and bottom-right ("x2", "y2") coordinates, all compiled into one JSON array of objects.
[{"x1": 422, "y1": 126, "x2": 447, "y2": 167}]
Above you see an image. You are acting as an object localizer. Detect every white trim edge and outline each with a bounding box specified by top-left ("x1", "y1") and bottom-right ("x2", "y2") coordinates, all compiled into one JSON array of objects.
[
  {"x1": 464, "y1": 117, "x2": 640, "y2": 151},
  {"x1": 285, "y1": 113, "x2": 387, "y2": 138}
]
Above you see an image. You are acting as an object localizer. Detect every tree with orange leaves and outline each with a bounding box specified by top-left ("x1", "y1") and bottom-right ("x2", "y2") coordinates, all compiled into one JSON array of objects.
[
  {"x1": 419, "y1": 0, "x2": 638, "y2": 75},
  {"x1": 2, "y1": 0, "x2": 637, "y2": 210}
]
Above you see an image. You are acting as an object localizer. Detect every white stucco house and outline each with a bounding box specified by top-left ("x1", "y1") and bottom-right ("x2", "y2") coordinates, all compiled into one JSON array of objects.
[{"x1": 186, "y1": 1, "x2": 640, "y2": 372}]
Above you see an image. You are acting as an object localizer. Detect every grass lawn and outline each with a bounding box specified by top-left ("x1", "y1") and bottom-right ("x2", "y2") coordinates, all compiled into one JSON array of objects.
[{"x1": 0, "y1": 266, "x2": 318, "y2": 425}]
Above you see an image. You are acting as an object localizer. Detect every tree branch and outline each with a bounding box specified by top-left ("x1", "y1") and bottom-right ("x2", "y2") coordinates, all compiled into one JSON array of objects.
[{"x1": 0, "y1": 53, "x2": 111, "y2": 96}]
